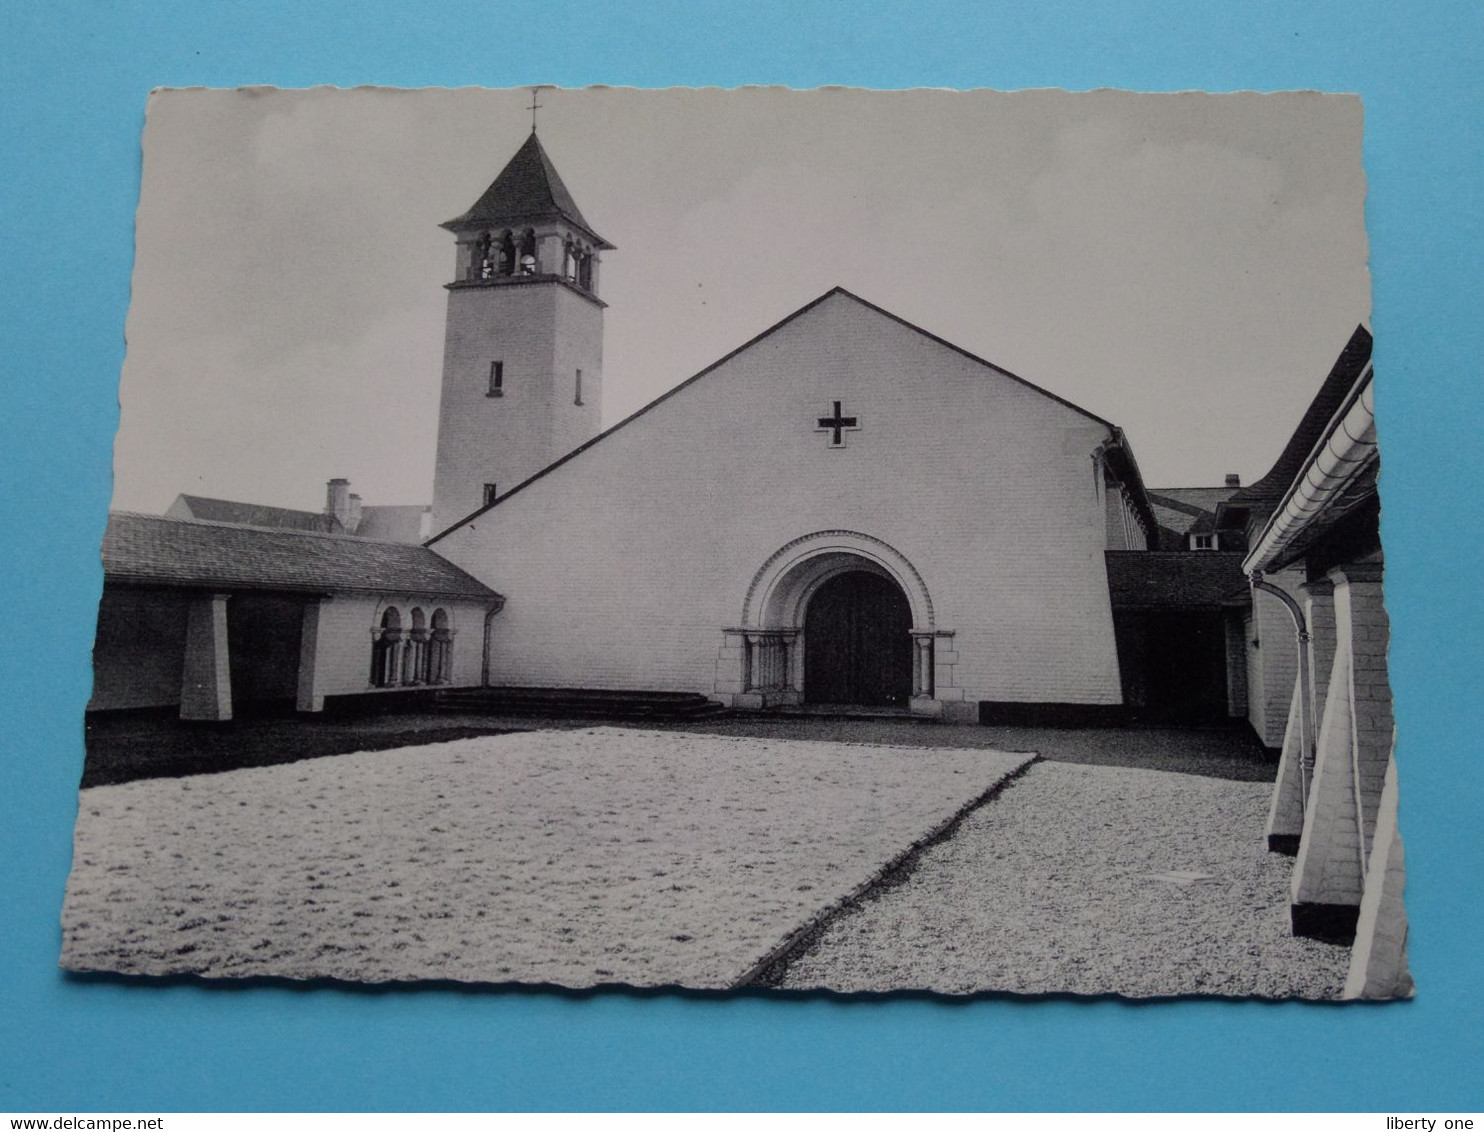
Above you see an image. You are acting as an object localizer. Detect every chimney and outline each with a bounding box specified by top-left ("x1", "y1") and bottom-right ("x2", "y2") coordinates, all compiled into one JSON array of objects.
[
  {"x1": 346, "y1": 493, "x2": 363, "y2": 534},
  {"x1": 325, "y1": 478, "x2": 351, "y2": 527},
  {"x1": 1225, "y1": 473, "x2": 1241, "y2": 487}
]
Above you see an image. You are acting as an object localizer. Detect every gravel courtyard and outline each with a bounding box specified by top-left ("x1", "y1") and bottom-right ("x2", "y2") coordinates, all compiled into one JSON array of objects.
[
  {"x1": 780, "y1": 760, "x2": 1351, "y2": 999},
  {"x1": 62, "y1": 728, "x2": 1030, "y2": 989}
]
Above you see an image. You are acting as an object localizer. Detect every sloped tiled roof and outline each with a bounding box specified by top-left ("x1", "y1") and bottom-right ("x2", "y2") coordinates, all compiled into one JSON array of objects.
[
  {"x1": 442, "y1": 132, "x2": 612, "y2": 248},
  {"x1": 1146, "y1": 487, "x2": 1238, "y2": 533},
  {"x1": 1147, "y1": 487, "x2": 1240, "y2": 548},
  {"x1": 355, "y1": 504, "x2": 430, "y2": 544},
  {"x1": 172, "y1": 494, "x2": 430, "y2": 544},
  {"x1": 102, "y1": 513, "x2": 501, "y2": 601},
  {"x1": 1105, "y1": 550, "x2": 1249, "y2": 609},
  {"x1": 173, "y1": 494, "x2": 336, "y2": 533},
  {"x1": 1186, "y1": 511, "x2": 1218, "y2": 536}
]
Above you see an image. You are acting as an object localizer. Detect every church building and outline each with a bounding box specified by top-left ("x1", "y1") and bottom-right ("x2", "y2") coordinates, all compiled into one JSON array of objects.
[
  {"x1": 423, "y1": 131, "x2": 1163, "y2": 725},
  {"x1": 87, "y1": 126, "x2": 1360, "y2": 742},
  {"x1": 82, "y1": 121, "x2": 1402, "y2": 995}
]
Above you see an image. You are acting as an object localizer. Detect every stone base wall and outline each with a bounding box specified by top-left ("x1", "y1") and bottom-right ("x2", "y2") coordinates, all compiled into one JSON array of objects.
[{"x1": 1344, "y1": 755, "x2": 1413, "y2": 999}]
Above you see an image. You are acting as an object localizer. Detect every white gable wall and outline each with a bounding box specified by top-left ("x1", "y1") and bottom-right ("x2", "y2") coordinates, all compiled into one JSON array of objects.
[{"x1": 433, "y1": 293, "x2": 1125, "y2": 710}]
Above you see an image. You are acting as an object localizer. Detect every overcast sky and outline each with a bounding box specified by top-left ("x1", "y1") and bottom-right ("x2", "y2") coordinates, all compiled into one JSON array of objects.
[{"x1": 112, "y1": 86, "x2": 1369, "y2": 513}]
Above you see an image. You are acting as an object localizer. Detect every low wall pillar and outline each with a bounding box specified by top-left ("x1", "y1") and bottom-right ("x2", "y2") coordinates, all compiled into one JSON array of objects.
[
  {"x1": 1290, "y1": 564, "x2": 1390, "y2": 943},
  {"x1": 180, "y1": 593, "x2": 232, "y2": 722},
  {"x1": 1343, "y1": 754, "x2": 1413, "y2": 999},
  {"x1": 296, "y1": 597, "x2": 333, "y2": 713}
]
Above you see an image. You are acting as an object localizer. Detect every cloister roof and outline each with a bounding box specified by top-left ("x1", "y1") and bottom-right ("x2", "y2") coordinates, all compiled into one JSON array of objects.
[
  {"x1": 101, "y1": 512, "x2": 502, "y2": 602},
  {"x1": 1104, "y1": 550, "x2": 1250, "y2": 609}
]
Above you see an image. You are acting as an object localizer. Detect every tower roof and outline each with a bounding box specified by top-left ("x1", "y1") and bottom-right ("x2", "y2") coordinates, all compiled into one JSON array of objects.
[{"x1": 442, "y1": 132, "x2": 613, "y2": 249}]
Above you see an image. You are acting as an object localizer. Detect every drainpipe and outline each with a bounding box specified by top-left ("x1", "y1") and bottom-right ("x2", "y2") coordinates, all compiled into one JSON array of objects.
[
  {"x1": 1250, "y1": 571, "x2": 1316, "y2": 810},
  {"x1": 1244, "y1": 363, "x2": 1376, "y2": 862}
]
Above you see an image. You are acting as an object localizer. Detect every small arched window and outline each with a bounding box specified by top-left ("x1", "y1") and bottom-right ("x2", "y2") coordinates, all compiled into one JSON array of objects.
[
  {"x1": 497, "y1": 231, "x2": 515, "y2": 275},
  {"x1": 577, "y1": 249, "x2": 593, "y2": 290},
  {"x1": 371, "y1": 606, "x2": 403, "y2": 688},
  {"x1": 429, "y1": 608, "x2": 453, "y2": 685}
]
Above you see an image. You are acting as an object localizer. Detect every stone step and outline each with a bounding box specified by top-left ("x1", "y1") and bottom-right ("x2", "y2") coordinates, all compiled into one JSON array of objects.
[
  {"x1": 747, "y1": 705, "x2": 936, "y2": 724},
  {"x1": 434, "y1": 686, "x2": 729, "y2": 721}
]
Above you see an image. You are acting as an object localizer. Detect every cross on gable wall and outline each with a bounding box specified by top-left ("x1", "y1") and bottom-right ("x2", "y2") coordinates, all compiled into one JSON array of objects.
[{"x1": 815, "y1": 400, "x2": 861, "y2": 447}]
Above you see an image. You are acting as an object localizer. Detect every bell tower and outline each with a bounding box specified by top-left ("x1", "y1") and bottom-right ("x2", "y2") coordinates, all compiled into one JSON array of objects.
[{"x1": 430, "y1": 127, "x2": 613, "y2": 533}]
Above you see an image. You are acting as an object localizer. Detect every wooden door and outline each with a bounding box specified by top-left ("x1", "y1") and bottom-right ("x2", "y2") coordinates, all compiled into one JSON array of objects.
[{"x1": 803, "y1": 571, "x2": 913, "y2": 706}]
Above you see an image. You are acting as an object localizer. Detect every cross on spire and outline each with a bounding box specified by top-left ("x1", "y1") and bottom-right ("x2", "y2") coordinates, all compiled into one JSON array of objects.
[
  {"x1": 815, "y1": 400, "x2": 861, "y2": 447},
  {"x1": 527, "y1": 86, "x2": 544, "y2": 133}
]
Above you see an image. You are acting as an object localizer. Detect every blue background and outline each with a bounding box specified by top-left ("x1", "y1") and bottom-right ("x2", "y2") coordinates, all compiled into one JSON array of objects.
[{"x1": 2, "y1": 0, "x2": 1481, "y2": 1112}]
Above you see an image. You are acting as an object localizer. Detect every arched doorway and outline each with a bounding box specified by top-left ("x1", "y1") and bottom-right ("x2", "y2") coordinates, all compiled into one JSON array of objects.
[
  {"x1": 723, "y1": 530, "x2": 955, "y2": 715},
  {"x1": 803, "y1": 570, "x2": 913, "y2": 706}
]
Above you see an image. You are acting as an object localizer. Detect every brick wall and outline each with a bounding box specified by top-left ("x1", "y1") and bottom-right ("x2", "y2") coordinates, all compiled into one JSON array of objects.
[
  {"x1": 1245, "y1": 567, "x2": 1305, "y2": 746},
  {"x1": 548, "y1": 286, "x2": 605, "y2": 470},
  {"x1": 431, "y1": 282, "x2": 603, "y2": 532},
  {"x1": 1289, "y1": 565, "x2": 1396, "y2": 939},
  {"x1": 1344, "y1": 754, "x2": 1413, "y2": 998},
  {"x1": 1265, "y1": 580, "x2": 1338, "y2": 848},
  {"x1": 435, "y1": 292, "x2": 1127, "y2": 706}
]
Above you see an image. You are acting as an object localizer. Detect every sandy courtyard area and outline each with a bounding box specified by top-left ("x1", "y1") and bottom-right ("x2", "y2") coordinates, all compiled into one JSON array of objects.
[
  {"x1": 781, "y1": 761, "x2": 1351, "y2": 998},
  {"x1": 62, "y1": 728, "x2": 1030, "y2": 989}
]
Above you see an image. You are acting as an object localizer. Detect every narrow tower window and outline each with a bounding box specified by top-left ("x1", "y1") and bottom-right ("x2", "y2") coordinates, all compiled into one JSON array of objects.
[
  {"x1": 574, "y1": 368, "x2": 584, "y2": 406},
  {"x1": 488, "y1": 361, "x2": 504, "y2": 396},
  {"x1": 429, "y1": 608, "x2": 453, "y2": 684},
  {"x1": 483, "y1": 483, "x2": 498, "y2": 507}
]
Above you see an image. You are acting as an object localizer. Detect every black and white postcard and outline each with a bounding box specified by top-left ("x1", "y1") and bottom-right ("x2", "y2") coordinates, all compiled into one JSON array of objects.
[{"x1": 64, "y1": 87, "x2": 1405, "y2": 999}]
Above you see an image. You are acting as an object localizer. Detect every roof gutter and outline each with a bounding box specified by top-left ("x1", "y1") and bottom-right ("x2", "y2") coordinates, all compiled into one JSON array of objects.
[
  {"x1": 1242, "y1": 362, "x2": 1377, "y2": 576},
  {"x1": 103, "y1": 574, "x2": 503, "y2": 603}
]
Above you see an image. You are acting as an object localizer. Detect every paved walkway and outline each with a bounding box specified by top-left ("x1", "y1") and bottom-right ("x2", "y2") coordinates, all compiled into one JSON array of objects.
[
  {"x1": 66, "y1": 723, "x2": 1332, "y2": 999},
  {"x1": 780, "y1": 759, "x2": 1350, "y2": 999}
]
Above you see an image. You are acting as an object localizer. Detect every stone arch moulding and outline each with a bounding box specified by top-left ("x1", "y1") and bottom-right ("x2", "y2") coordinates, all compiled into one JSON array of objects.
[
  {"x1": 741, "y1": 529, "x2": 935, "y2": 632},
  {"x1": 719, "y1": 530, "x2": 966, "y2": 721}
]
